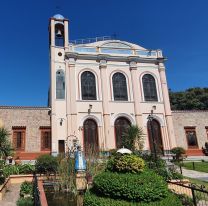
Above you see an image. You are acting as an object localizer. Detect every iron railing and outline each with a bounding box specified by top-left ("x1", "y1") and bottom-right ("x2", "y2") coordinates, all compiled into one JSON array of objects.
[
  {"x1": 33, "y1": 172, "x2": 41, "y2": 206},
  {"x1": 168, "y1": 180, "x2": 208, "y2": 206},
  {"x1": 69, "y1": 36, "x2": 114, "y2": 45}
]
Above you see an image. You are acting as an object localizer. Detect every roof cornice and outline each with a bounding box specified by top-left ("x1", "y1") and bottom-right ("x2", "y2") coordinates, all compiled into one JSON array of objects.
[{"x1": 65, "y1": 52, "x2": 166, "y2": 64}]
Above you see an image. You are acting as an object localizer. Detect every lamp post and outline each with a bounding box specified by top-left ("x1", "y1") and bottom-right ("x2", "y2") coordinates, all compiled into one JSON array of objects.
[{"x1": 147, "y1": 109, "x2": 157, "y2": 161}]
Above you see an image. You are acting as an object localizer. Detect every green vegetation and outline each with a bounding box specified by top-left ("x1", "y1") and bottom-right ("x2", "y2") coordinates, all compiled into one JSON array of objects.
[
  {"x1": 181, "y1": 161, "x2": 208, "y2": 173},
  {"x1": 171, "y1": 147, "x2": 186, "y2": 161},
  {"x1": 122, "y1": 125, "x2": 144, "y2": 151},
  {"x1": 16, "y1": 197, "x2": 33, "y2": 206},
  {"x1": 2, "y1": 164, "x2": 35, "y2": 177},
  {"x1": 202, "y1": 142, "x2": 208, "y2": 156},
  {"x1": 84, "y1": 153, "x2": 183, "y2": 205},
  {"x1": 57, "y1": 155, "x2": 76, "y2": 193},
  {"x1": 0, "y1": 176, "x2": 5, "y2": 185},
  {"x1": 16, "y1": 181, "x2": 33, "y2": 206},
  {"x1": 0, "y1": 128, "x2": 13, "y2": 159},
  {"x1": 169, "y1": 87, "x2": 208, "y2": 110},
  {"x1": 107, "y1": 154, "x2": 145, "y2": 173},
  {"x1": 86, "y1": 146, "x2": 106, "y2": 179},
  {"x1": 35, "y1": 154, "x2": 58, "y2": 175},
  {"x1": 137, "y1": 152, "x2": 183, "y2": 180},
  {"x1": 93, "y1": 170, "x2": 168, "y2": 202},
  {"x1": 187, "y1": 177, "x2": 208, "y2": 189},
  {"x1": 84, "y1": 190, "x2": 183, "y2": 206},
  {"x1": 20, "y1": 181, "x2": 33, "y2": 197}
]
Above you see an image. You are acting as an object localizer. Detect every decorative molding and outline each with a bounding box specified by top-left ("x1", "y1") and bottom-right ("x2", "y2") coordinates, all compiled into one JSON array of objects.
[
  {"x1": 79, "y1": 114, "x2": 102, "y2": 127},
  {"x1": 144, "y1": 114, "x2": 165, "y2": 127},
  {"x1": 65, "y1": 52, "x2": 165, "y2": 64},
  {"x1": 110, "y1": 113, "x2": 136, "y2": 126},
  {"x1": 99, "y1": 59, "x2": 107, "y2": 68},
  {"x1": 129, "y1": 61, "x2": 137, "y2": 69}
]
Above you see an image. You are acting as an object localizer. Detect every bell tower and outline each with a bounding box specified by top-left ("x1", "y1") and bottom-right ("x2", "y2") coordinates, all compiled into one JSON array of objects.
[
  {"x1": 49, "y1": 14, "x2": 69, "y2": 156},
  {"x1": 49, "y1": 14, "x2": 69, "y2": 48}
]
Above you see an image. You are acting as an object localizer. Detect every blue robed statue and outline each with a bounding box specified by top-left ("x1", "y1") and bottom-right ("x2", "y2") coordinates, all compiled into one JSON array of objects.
[{"x1": 75, "y1": 146, "x2": 86, "y2": 171}]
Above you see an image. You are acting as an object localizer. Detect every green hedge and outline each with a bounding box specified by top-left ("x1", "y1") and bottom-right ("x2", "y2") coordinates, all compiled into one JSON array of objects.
[
  {"x1": 84, "y1": 191, "x2": 183, "y2": 206},
  {"x1": 93, "y1": 171, "x2": 168, "y2": 202},
  {"x1": 35, "y1": 154, "x2": 58, "y2": 174}
]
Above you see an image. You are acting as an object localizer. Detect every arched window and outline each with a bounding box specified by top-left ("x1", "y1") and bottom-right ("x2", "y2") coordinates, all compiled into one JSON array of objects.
[
  {"x1": 147, "y1": 119, "x2": 163, "y2": 155},
  {"x1": 81, "y1": 71, "x2": 97, "y2": 100},
  {"x1": 112, "y1": 72, "x2": 128, "y2": 101},
  {"x1": 114, "y1": 117, "x2": 131, "y2": 148},
  {"x1": 56, "y1": 70, "x2": 65, "y2": 99},
  {"x1": 142, "y1": 74, "x2": 158, "y2": 101},
  {"x1": 83, "y1": 119, "x2": 99, "y2": 154}
]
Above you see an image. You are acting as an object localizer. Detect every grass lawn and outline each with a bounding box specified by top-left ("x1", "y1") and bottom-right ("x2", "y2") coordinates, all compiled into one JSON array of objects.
[
  {"x1": 181, "y1": 161, "x2": 208, "y2": 173},
  {"x1": 186, "y1": 177, "x2": 208, "y2": 189}
]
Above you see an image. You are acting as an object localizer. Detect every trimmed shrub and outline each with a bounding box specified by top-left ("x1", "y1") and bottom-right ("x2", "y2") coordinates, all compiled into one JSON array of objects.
[
  {"x1": 107, "y1": 154, "x2": 145, "y2": 173},
  {"x1": 20, "y1": 181, "x2": 33, "y2": 197},
  {"x1": 171, "y1": 147, "x2": 186, "y2": 161},
  {"x1": 84, "y1": 191, "x2": 183, "y2": 206},
  {"x1": 16, "y1": 197, "x2": 33, "y2": 206},
  {"x1": 93, "y1": 170, "x2": 168, "y2": 202},
  {"x1": 35, "y1": 154, "x2": 58, "y2": 174}
]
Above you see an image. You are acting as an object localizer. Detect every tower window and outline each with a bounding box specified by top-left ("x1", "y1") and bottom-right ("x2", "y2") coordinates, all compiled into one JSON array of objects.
[
  {"x1": 56, "y1": 70, "x2": 65, "y2": 99},
  {"x1": 55, "y1": 23, "x2": 64, "y2": 47}
]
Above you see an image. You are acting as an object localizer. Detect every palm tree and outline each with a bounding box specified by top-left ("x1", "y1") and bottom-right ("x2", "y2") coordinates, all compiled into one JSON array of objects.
[
  {"x1": 0, "y1": 128, "x2": 13, "y2": 160},
  {"x1": 122, "y1": 125, "x2": 144, "y2": 151}
]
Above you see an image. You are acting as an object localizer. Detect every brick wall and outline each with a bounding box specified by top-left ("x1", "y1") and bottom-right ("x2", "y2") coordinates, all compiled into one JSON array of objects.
[
  {"x1": 172, "y1": 110, "x2": 208, "y2": 155},
  {"x1": 0, "y1": 106, "x2": 51, "y2": 159}
]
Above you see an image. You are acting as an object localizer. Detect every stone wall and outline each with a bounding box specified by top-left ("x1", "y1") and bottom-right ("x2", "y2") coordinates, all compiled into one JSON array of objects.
[
  {"x1": 0, "y1": 106, "x2": 51, "y2": 159},
  {"x1": 172, "y1": 110, "x2": 208, "y2": 155}
]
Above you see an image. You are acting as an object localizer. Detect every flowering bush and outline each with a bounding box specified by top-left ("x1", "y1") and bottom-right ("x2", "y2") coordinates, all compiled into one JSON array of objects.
[{"x1": 107, "y1": 154, "x2": 145, "y2": 173}]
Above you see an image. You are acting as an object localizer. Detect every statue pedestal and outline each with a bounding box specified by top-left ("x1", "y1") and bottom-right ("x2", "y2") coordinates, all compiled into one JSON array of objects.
[{"x1": 76, "y1": 172, "x2": 87, "y2": 191}]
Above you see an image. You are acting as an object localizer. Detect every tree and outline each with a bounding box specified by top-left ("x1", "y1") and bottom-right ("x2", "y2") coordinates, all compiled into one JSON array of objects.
[
  {"x1": 169, "y1": 87, "x2": 208, "y2": 110},
  {"x1": 0, "y1": 128, "x2": 13, "y2": 160},
  {"x1": 122, "y1": 125, "x2": 144, "y2": 151}
]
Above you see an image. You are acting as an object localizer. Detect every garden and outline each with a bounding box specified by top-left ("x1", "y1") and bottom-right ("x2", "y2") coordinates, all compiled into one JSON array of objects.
[{"x1": 0, "y1": 125, "x2": 208, "y2": 206}]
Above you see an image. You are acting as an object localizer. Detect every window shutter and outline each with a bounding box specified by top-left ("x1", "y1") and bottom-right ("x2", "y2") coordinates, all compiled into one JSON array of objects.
[
  {"x1": 13, "y1": 132, "x2": 17, "y2": 149},
  {"x1": 41, "y1": 131, "x2": 44, "y2": 150},
  {"x1": 21, "y1": 131, "x2": 25, "y2": 150}
]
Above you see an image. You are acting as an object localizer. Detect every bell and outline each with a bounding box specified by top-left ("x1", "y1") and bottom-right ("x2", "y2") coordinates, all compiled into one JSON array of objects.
[{"x1": 56, "y1": 29, "x2": 63, "y2": 37}]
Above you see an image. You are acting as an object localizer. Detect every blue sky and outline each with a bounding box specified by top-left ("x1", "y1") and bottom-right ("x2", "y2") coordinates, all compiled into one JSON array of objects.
[{"x1": 0, "y1": 0, "x2": 208, "y2": 106}]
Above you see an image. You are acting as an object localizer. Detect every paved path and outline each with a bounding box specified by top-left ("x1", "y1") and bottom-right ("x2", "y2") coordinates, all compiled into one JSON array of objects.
[
  {"x1": 180, "y1": 167, "x2": 208, "y2": 182},
  {"x1": 0, "y1": 183, "x2": 21, "y2": 206}
]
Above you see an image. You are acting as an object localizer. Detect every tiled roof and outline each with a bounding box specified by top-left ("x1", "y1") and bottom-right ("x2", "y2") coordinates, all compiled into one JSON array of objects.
[
  {"x1": 0, "y1": 105, "x2": 51, "y2": 110},
  {"x1": 172, "y1": 110, "x2": 208, "y2": 113}
]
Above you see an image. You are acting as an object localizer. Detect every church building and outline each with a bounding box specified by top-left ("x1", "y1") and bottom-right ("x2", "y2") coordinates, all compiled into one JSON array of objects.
[{"x1": 0, "y1": 14, "x2": 206, "y2": 160}]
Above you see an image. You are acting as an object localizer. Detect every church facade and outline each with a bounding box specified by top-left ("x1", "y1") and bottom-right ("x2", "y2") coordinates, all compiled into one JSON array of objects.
[
  {"x1": 0, "y1": 14, "x2": 206, "y2": 160},
  {"x1": 49, "y1": 14, "x2": 176, "y2": 156}
]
